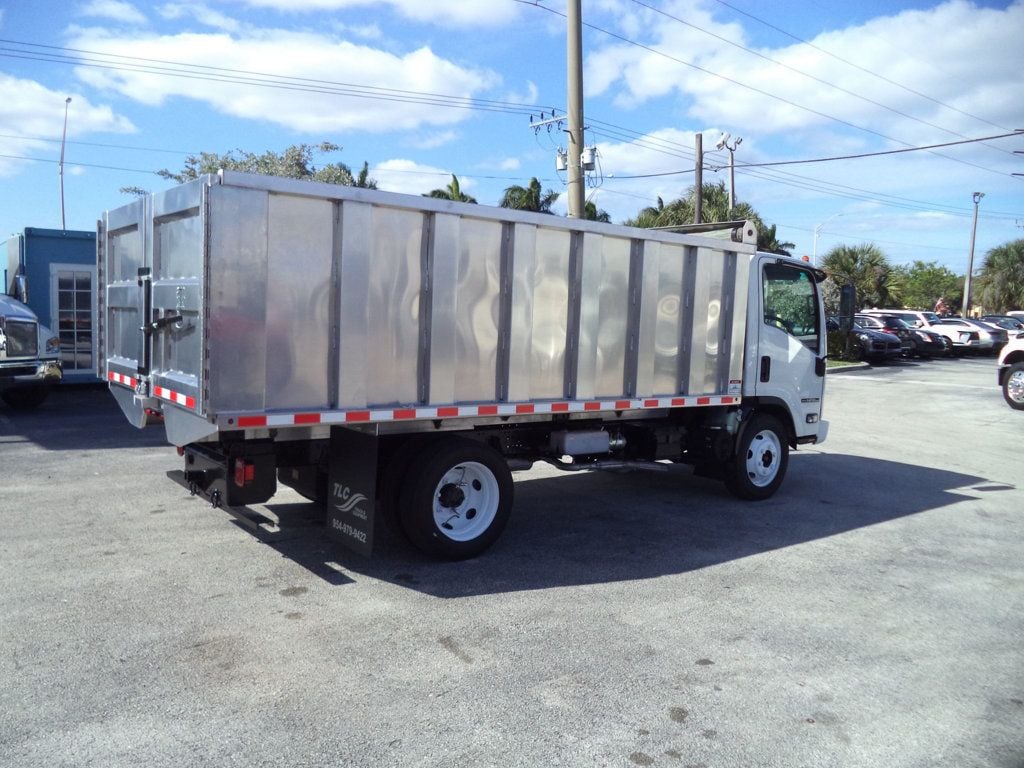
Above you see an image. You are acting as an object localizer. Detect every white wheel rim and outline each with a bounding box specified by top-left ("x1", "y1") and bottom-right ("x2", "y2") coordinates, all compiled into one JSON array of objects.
[
  {"x1": 1008, "y1": 370, "x2": 1024, "y2": 403},
  {"x1": 744, "y1": 429, "x2": 782, "y2": 488},
  {"x1": 431, "y1": 461, "x2": 500, "y2": 542}
]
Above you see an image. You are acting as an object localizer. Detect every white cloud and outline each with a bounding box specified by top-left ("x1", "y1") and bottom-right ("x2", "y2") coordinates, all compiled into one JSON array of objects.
[
  {"x1": 0, "y1": 74, "x2": 136, "y2": 177},
  {"x1": 80, "y1": 0, "x2": 148, "y2": 25},
  {"x1": 407, "y1": 130, "x2": 459, "y2": 150},
  {"x1": 586, "y1": 0, "x2": 1024, "y2": 142},
  {"x1": 239, "y1": 0, "x2": 520, "y2": 27},
  {"x1": 371, "y1": 159, "x2": 456, "y2": 196},
  {"x1": 158, "y1": 3, "x2": 241, "y2": 32},
  {"x1": 66, "y1": 27, "x2": 501, "y2": 133},
  {"x1": 499, "y1": 157, "x2": 521, "y2": 171}
]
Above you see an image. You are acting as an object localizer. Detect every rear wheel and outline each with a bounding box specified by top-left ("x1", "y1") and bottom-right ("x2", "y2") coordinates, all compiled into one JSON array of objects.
[
  {"x1": 1003, "y1": 363, "x2": 1024, "y2": 410},
  {"x1": 725, "y1": 413, "x2": 789, "y2": 500},
  {"x1": 398, "y1": 438, "x2": 513, "y2": 560}
]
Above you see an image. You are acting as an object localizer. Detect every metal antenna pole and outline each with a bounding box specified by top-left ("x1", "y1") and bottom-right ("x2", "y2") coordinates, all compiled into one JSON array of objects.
[
  {"x1": 59, "y1": 96, "x2": 72, "y2": 231},
  {"x1": 566, "y1": 0, "x2": 584, "y2": 218},
  {"x1": 962, "y1": 191, "x2": 984, "y2": 317}
]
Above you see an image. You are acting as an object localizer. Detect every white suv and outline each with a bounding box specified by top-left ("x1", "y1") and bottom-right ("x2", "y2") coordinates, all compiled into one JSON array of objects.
[{"x1": 998, "y1": 332, "x2": 1024, "y2": 410}]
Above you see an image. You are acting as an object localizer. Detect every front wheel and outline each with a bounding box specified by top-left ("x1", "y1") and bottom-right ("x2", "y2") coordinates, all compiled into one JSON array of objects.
[
  {"x1": 725, "y1": 414, "x2": 789, "y2": 500},
  {"x1": 398, "y1": 438, "x2": 513, "y2": 560},
  {"x1": 1003, "y1": 363, "x2": 1024, "y2": 410}
]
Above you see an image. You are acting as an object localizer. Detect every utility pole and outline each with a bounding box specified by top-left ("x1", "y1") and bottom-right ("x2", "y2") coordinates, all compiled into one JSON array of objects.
[
  {"x1": 962, "y1": 191, "x2": 984, "y2": 318},
  {"x1": 694, "y1": 133, "x2": 703, "y2": 224},
  {"x1": 59, "y1": 96, "x2": 72, "y2": 231},
  {"x1": 566, "y1": 0, "x2": 584, "y2": 218},
  {"x1": 715, "y1": 133, "x2": 742, "y2": 210}
]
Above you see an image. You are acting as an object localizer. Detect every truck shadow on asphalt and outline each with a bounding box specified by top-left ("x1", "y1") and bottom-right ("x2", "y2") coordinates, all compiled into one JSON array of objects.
[
  {"x1": 0, "y1": 383, "x2": 168, "y2": 450},
  {"x1": 243, "y1": 454, "x2": 1004, "y2": 597}
]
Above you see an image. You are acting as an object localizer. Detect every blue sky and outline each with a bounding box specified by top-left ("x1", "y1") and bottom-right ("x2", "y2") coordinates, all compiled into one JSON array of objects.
[{"x1": 1, "y1": 0, "x2": 1022, "y2": 271}]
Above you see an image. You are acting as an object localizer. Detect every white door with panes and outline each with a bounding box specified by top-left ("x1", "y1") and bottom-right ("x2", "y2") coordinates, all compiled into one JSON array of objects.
[{"x1": 50, "y1": 263, "x2": 97, "y2": 380}]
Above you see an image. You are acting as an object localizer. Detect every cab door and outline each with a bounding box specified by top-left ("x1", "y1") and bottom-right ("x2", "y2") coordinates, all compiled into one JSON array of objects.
[{"x1": 753, "y1": 258, "x2": 826, "y2": 438}]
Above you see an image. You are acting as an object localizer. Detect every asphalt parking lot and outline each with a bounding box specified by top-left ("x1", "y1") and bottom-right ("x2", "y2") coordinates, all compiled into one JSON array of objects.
[{"x1": 2, "y1": 356, "x2": 1022, "y2": 768}]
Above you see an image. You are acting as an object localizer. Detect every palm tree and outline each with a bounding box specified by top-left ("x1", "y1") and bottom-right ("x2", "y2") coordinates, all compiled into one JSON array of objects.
[
  {"x1": 974, "y1": 239, "x2": 1024, "y2": 312},
  {"x1": 499, "y1": 177, "x2": 559, "y2": 213},
  {"x1": 425, "y1": 174, "x2": 477, "y2": 203},
  {"x1": 584, "y1": 200, "x2": 611, "y2": 222},
  {"x1": 759, "y1": 224, "x2": 795, "y2": 256},
  {"x1": 624, "y1": 181, "x2": 762, "y2": 230},
  {"x1": 819, "y1": 243, "x2": 897, "y2": 309}
]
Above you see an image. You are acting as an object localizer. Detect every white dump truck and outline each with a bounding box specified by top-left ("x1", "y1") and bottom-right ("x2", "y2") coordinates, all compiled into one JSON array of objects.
[{"x1": 98, "y1": 171, "x2": 828, "y2": 559}]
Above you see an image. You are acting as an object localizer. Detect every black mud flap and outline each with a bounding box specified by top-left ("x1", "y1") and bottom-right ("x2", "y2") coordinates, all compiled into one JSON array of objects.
[{"x1": 326, "y1": 427, "x2": 379, "y2": 557}]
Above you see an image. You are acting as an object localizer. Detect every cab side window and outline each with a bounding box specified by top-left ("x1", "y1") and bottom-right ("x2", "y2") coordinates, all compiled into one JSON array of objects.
[{"x1": 763, "y1": 264, "x2": 821, "y2": 351}]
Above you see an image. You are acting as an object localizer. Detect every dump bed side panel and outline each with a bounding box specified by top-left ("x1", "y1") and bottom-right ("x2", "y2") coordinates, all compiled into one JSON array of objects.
[{"x1": 101, "y1": 172, "x2": 755, "y2": 430}]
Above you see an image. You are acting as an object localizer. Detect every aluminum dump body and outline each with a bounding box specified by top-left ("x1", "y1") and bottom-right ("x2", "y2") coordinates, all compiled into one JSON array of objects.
[{"x1": 99, "y1": 172, "x2": 756, "y2": 442}]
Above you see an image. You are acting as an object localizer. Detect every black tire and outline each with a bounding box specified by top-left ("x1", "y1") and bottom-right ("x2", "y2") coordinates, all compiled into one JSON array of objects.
[
  {"x1": 1, "y1": 386, "x2": 50, "y2": 410},
  {"x1": 725, "y1": 413, "x2": 789, "y2": 500},
  {"x1": 397, "y1": 437, "x2": 513, "y2": 560},
  {"x1": 1003, "y1": 362, "x2": 1024, "y2": 411},
  {"x1": 377, "y1": 435, "x2": 434, "y2": 536}
]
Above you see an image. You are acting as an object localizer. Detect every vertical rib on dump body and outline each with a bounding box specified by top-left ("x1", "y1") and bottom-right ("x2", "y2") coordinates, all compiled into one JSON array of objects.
[{"x1": 100, "y1": 171, "x2": 756, "y2": 441}]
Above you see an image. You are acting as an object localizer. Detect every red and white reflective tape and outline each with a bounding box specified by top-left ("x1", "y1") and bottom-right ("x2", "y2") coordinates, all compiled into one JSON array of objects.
[
  {"x1": 107, "y1": 370, "x2": 138, "y2": 388},
  {"x1": 153, "y1": 386, "x2": 196, "y2": 410},
  {"x1": 220, "y1": 394, "x2": 741, "y2": 430}
]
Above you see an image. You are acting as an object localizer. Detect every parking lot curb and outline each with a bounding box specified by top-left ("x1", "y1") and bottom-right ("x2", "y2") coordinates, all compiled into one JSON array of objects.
[{"x1": 826, "y1": 362, "x2": 872, "y2": 374}]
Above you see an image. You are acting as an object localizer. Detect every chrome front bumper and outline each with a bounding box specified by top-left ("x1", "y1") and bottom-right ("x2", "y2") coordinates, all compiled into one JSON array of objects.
[{"x1": 0, "y1": 358, "x2": 63, "y2": 388}]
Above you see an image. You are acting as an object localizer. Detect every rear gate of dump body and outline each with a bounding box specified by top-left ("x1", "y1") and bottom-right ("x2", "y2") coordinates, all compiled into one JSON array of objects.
[{"x1": 100, "y1": 179, "x2": 206, "y2": 424}]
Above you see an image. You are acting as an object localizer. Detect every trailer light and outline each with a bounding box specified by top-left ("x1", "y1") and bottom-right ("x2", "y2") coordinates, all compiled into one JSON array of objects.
[{"x1": 234, "y1": 458, "x2": 255, "y2": 487}]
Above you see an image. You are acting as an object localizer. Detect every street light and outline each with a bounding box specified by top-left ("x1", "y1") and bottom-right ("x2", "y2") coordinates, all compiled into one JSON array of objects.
[
  {"x1": 715, "y1": 133, "x2": 742, "y2": 210},
  {"x1": 962, "y1": 191, "x2": 984, "y2": 318},
  {"x1": 59, "y1": 96, "x2": 72, "y2": 231},
  {"x1": 813, "y1": 211, "x2": 844, "y2": 266}
]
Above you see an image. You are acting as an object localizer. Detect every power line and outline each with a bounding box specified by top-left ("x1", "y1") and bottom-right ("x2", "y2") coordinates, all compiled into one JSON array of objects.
[
  {"x1": 0, "y1": 132, "x2": 193, "y2": 155},
  {"x1": 516, "y1": 0, "x2": 1007, "y2": 177},
  {"x1": 607, "y1": 131, "x2": 1022, "y2": 178},
  {"x1": 0, "y1": 39, "x2": 554, "y2": 117},
  {"x1": 711, "y1": 0, "x2": 1011, "y2": 133},
  {"x1": 627, "y1": 0, "x2": 1014, "y2": 157}
]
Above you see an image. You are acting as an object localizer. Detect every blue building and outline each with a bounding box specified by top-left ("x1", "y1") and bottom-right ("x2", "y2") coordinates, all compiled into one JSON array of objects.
[{"x1": 4, "y1": 227, "x2": 98, "y2": 381}]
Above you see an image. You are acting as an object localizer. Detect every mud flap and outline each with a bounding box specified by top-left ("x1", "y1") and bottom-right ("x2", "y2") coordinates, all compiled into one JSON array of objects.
[{"x1": 326, "y1": 427, "x2": 379, "y2": 557}]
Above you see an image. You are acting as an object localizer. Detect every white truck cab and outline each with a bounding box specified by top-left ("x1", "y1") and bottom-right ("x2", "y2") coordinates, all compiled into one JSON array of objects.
[{"x1": 0, "y1": 294, "x2": 62, "y2": 409}]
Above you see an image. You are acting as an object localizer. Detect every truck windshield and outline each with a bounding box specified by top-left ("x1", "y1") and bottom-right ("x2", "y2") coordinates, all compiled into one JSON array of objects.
[{"x1": 763, "y1": 263, "x2": 821, "y2": 351}]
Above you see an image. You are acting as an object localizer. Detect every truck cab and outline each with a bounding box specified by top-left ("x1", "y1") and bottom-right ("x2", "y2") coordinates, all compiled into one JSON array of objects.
[{"x1": 0, "y1": 294, "x2": 62, "y2": 409}]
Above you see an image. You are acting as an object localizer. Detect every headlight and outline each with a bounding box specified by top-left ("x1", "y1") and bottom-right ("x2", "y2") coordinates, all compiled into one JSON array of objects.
[
  {"x1": 46, "y1": 335, "x2": 60, "y2": 355},
  {"x1": 857, "y1": 333, "x2": 870, "y2": 342},
  {"x1": 915, "y1": 331, "x2": 930, "y2": 341}
]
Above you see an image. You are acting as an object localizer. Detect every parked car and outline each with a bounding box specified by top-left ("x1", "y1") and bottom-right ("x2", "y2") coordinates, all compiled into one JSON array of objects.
[
  {"x1": 980, "y1": 315, "x2": 1024, "y2": 332},
  {"x1": 997, "y1": 332, "x2": 1024, "y2": 410},
  {"x1": 861, "y1": 309, "x2": 980, "y2": 354},
  {"x1": 935, "y1": 318, "x2": 1004, "y2": 355},
  {"x1": 828, "y1": 318, "x2": 902, "y2": 363},
  {"x1": 855, "y1": 313, "x2": 943, "y2": 358}
]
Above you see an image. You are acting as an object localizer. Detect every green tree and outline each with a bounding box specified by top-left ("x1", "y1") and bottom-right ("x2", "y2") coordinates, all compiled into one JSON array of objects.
[
  {"x1": 499, "y1": 177, "x2": 559, "y2": 213},
  {"x1": 759, "y1": 223, "x2": 795, "y2": 256},
  {"x1": 624, "y1": 181, "x2": 791, "y2": 252},
  {"x1": 890, "y1": 260, "x2": 962, "y2": 313},
  {"x1": 974, "y1": 239, "x2": 1024, "y2": 312},
  {"x1": 819, "y1": 243, "x2": 897, "y2": 309},
  {"x1": 425, "y1": 174, "x2": 477, "y2": 203},
  {"x1": 157, "y1": 142, "x2": 376, "y2": 188},
  {"x1": 583, "y1": 200, "x2": 611, "y2": 222}
]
